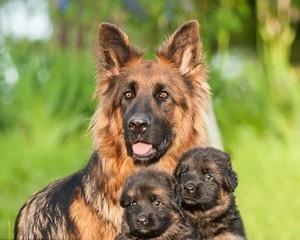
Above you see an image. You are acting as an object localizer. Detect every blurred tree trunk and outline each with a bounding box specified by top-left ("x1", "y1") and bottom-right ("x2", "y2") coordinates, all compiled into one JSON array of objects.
[
  {"x1": 76, "y1": 0, "x2": 85, "y2": 49},
  {"x1": 54, "y1": 0, "x2": 71, "y2": 48},
  {"x1": 58, "y1": 14, "x2": 68, "y2": 47},
  {"x1": 256, "y1": 0, "x2": 298, "y2": 103}
]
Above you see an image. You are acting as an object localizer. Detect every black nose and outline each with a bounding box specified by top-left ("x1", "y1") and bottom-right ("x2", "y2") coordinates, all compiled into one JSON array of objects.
[
  {"x1": 128, "y1": 114, "x2": 150, "y2": 134},
  {"x1": 184, "y1": 182, "x2": 196, "y2": 193},
  {"x1": 136, "y1": 214, "x2": 149, "y2": 226}
]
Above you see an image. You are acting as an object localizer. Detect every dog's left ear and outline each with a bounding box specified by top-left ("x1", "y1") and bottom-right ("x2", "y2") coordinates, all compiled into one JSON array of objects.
[
  {"x1": 156, "y1": 20, "x2": 205, "y2": 76},
  {"x1": 222, "y1": 153, "x2": 238, "y2": 192}
]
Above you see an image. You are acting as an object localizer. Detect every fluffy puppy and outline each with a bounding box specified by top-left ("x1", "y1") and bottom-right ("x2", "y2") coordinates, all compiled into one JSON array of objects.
[
  {"x1": 174, "y1": 147, "x2": 246, "y2": 240},
  {"x1": 116, "y1": 169, "x2": 199, "y2": 240}
]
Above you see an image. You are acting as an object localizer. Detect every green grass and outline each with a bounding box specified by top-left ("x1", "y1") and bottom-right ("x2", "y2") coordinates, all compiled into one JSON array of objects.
[{"x1": 232, "y1": 127, "x2": 300, "y2": 239}]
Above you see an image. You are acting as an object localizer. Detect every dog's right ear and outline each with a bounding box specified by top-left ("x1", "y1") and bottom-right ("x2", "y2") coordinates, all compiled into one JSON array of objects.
[{"x1": 98, "y1": 23, "x2": 143, "y2": 75}]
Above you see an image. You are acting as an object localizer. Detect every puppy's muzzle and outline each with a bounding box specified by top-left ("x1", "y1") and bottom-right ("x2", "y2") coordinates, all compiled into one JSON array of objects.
[
  {"x1": 136, "y1": 214, "x2": 149, "y2": 227},
  {"x1": 184, "y1": 181, "x2": 196, "y2": 194}
]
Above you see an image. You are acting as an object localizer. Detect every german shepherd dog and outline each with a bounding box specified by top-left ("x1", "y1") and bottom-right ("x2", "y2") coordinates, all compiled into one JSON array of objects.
[
  {"x1": 116, "y1": 169, "x2": 199, "y2": 240},
  {"x1": 14, "y1": 20, "x2": 210, "y2": 239},
  {"x1": 174, "y1": 148, "x2": 246, "y2": 240}
]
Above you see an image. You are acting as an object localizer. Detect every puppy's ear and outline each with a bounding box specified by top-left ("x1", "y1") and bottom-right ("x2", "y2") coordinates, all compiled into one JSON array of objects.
[
  {"x1": 171, "y1": 176, "x2": 182, "y2": 209},
  {"x1": 173, "y1": 163, "x2": 181, "y2": 180},
  {"x1": 119, "y1": 192, "x2": 127, "y2": 208},
  {"x1": 156, "y1": 20, "x2": 205, "y2": 77},
  {"x1": 224, "y1": 168, "x2": 238, "y2": 192},
  {"x1": 222, "y1": 153, "x2": 238, "y2": 192},
  {"x1": 98, "y1": 23, "x2": 143, "y2": 75},
  {"x1": 119, "y1": 198, "x2": 125, "y2": 208}
]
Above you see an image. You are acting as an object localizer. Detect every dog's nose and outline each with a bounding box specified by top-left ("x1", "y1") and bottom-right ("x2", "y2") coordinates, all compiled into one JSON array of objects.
[
  {"x1": 136, "y1": 214, "x2": 149, "y2": 226},
  {"x1": 128, "y1": 114, "x2": 150, "y2": 134},
  {"x1": 184, "y1": 182, "x2": 196, "y2": 193}
]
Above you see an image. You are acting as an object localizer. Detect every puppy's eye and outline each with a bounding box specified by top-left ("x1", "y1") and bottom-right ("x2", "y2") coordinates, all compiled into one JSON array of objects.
[
  {"x1": 158, "y1": 91, "x2": 169, "y2": 100},
  {"x1": 153, "y1": 199, "x2": 161, "y2": 207},
  {"x1": 128, "y1": 201, "x2": 137, "y2": 208},
  {"x1": 179, "y1": 168, "x2": 187, "y2": 176},
  {"x1": 205, "y1": 173, "x2": 213, "y2": 181},
  {"x1": 124, "y1": 91, "x2": 135, "y2": 100}
]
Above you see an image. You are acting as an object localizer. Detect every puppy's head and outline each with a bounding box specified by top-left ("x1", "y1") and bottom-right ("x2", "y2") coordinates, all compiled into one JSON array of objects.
[
  {"x1": 174, "y1": 147, "x2": 237, "y2": 210},
  {"x1": 120, "y1": 169, "x2": 180, "y2": 239}
]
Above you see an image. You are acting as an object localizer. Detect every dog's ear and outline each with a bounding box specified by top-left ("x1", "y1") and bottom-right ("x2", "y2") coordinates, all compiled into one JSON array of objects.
[
  {"x1": 156, "y1": 20, "x2": 205, "y2": 76},
  {"x1": 224, "y1": 167, "x2": 238, "y2": 192},
  {"x1": 98, "y1": 23, "x2": 143, "y2": 75},
  {"x1": 119, "y1": 190, "x2": 128, "y2": 208},
  {"x1": 171, "y1": 176, "x2": 182, "y2": 209},
  {"x1": 222, "y1": 153, "x2": 238, "y2": 192}
]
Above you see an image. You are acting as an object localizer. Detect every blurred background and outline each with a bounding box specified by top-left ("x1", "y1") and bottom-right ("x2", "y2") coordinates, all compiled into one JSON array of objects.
[{"x1": 0, "y1": 0, "x2": 300, "y2": 239}]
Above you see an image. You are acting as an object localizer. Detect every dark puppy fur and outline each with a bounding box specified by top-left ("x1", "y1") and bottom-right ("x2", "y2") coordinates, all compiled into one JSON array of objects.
[
  {"x1": 116, "y1": 169, "x2": 199, "y2": 240},
  {"x1": 174, "y1": 147, "x2": 246, "y2": 240}
]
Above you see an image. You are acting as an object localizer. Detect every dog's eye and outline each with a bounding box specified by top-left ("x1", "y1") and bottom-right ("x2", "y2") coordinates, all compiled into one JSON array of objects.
[
  {"x1": 158, "y1": 91, "x2": 169, "y2": 100},
  {"x1": 205, "y1": 173, "x2": 213, "y2": 181},
  {"x1": 179, "y1": 168, "x2": 187, "y2": 176},
  {"x1": 159, "y1": 91, "x2": 169, "y2": 99},
  {"x1": 128, "y1": 201, "x2": 137, "y2": 208},
  {"x1": 153, "y1": 199, "x2": 161, "y2": 207},
  {"x1": 124, "y1": 91, "x2": 134, "y2": 100}
]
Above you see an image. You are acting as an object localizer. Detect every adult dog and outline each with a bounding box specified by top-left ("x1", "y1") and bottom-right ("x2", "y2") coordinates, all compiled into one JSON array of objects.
[{"x1": 14, "y1": 20, "x2": 209, "y2": 239}]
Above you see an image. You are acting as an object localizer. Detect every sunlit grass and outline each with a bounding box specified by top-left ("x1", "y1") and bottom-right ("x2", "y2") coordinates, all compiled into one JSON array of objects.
[{"x1": 232, "y1": 126, "x2": 300, "y2": 239}]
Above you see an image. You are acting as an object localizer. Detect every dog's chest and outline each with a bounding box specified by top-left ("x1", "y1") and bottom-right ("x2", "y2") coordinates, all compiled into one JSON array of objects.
[{"x1": 69, "y1": 196, "x2": 121, "y2": 240}]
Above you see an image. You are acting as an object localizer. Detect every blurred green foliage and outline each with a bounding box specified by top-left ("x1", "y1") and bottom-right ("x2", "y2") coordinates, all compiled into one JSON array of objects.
[{"x1": 0, "y1": 0, "x2": 300, "y2": 239}]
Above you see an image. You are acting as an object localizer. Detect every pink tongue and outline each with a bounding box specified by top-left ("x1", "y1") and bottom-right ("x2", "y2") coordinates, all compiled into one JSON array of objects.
[{"x1": 132, "y1": 143, "x2": 153, "y2": 156}]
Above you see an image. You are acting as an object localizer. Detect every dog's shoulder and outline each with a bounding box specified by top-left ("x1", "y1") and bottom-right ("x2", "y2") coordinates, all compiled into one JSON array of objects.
[{"x1": 14, "y1": 156, "x2": 90, "y2": 240}]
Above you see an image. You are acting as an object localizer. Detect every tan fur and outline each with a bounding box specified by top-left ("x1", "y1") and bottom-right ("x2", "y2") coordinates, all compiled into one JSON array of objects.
[
  {"x1": 70, "y1": 196, "x2": 117, "y2": 240},
  {"x1": 214, "y1": 232, "x2": 245, "y2": 240}
]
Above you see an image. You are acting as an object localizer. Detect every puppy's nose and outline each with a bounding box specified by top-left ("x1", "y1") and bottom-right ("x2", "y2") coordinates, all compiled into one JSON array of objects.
[
  {"x1": 184, "y1": 182, "x2": 196, "y2": 193},
  {"x1": 136, "y1": 214, "x2": 148, "y2": 226},
  {"x1": 128, "y1": 114, "x2": 150, "y2": 134}
]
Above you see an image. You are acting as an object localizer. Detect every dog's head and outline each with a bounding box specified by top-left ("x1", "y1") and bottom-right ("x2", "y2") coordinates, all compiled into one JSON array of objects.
[
  {"x1": 120, "y1": 169, "x2": 180, "y2": 239},
  {"x1": 92, "y1": 21, "x2": 209, "y2": 166},
  {"x1": 174, "y1": 147, "x2": 238, "y2": 210}
]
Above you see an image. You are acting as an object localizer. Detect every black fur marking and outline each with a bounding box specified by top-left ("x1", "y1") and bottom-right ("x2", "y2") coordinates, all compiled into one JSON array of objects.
[{"x1": 183, "y1": 77, "x2": 195, "y2": 93}]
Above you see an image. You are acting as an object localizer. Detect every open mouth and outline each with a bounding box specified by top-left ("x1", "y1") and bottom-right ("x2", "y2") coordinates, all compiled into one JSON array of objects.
[
  {"x1": 133, "y1": 227, "x2": 164, "y2": 239},
  {"x1": 132, "y1": 142, "x2": 157, "y2": 160},
  {"x1": 181, "y1": 194, "x2": 201, "y2": 206},
  {"x1": 182, "y1": 197, "x2": 197, "y2": 205},
  {"x1": 127, "y1": 137, "x2": 172, "y2": 164}
]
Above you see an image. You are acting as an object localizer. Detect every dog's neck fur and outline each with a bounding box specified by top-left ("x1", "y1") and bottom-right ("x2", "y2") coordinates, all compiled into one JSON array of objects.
[{"x1": 183, "y1": 190, "x2": 234, "y2": 238}]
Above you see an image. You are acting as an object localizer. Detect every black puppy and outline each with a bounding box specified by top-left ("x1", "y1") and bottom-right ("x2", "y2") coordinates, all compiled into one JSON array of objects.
[
  {"x1": 174, "y1": 147, "x2": 246, "y2": 240},
  {"x1": 116, "y1": 169, "x2": 199, "y2": 240}
]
